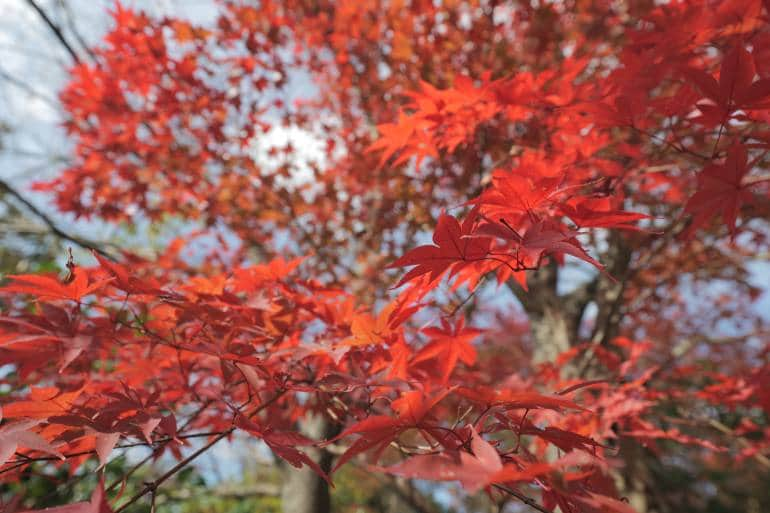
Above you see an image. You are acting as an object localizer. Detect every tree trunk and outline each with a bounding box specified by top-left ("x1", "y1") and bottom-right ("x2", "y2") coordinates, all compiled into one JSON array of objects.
[
  {"x1": 513, "y1": 261, "x2": 587, "y2": 367},
  {"x1": 280, "y1": 414, "x2": 336, "y2": 513},
  {"x1": 529, "y1": 303, "x2": 572, "y2": 365},
  {"x1": 514, "y1": 244, "x2": 652, "y2": 513}
]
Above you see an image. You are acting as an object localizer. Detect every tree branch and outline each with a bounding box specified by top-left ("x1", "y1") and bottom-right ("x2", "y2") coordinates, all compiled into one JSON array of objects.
[
  {"x1": 0, "y1": 67, "x2": 60, "y2": 109},
  {"x1": 24, "y1": 0, "x2": 81, "y2": 65},
  {"x1": 56, "y1": 0, "x2": 98, "y2": 62},
  {"x1": 493, "y1": 484, "x2": 551, "y2": 513},
  {"x1": 113, "y1": 390, "x2": 286, "y2": 512},
  {"x1": 0, "y1": 179, "x2": 117, "y2": 260}
]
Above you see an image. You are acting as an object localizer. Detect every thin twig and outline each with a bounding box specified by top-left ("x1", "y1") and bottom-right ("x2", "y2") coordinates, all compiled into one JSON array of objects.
[
  {"x1": 3, "y1": 430, "x2": 235, "y2": 467},
  {"x1": 493, "y1": 484, "x2": 551, "y2": 513},
  {"x1": 0, "y1": 67, "x2": 60, "y2": 109}
]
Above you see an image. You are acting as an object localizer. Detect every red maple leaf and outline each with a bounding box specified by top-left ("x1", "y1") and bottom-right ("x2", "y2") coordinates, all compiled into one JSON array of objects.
[
  {"x1": 1, "y1": 270, "x2": 108, "y2": 302},
  {"x1": 382, "y1": 426, "x2": 557, "y2": 493},
  {"x1": 389, "y1": 214, "x2": 491, "y2": 287},
  {"x1": 561, "y1": 197, "x2": 650, "y2": 231},
  {"x1": 478, "y1": 219, "x2": 605, "y2": 272},
  {"x1": 0, "y1": 416, "x2": 63, "y2": 467},
  {"x1": 412, "y1": 317, "x2": 481, "y2": 384},
  {"x1": 684, "y1": 144, "x2": 755, "y2": 235},
  {"x1": 687, "y1": 45, "x2": 770, "y2": 123},
  {"x1": 330, "y1": 389, "x2": 450, "y2": 472},
  {"x1": 236, "y1": 416, "x2": 331, "y2": 483}
]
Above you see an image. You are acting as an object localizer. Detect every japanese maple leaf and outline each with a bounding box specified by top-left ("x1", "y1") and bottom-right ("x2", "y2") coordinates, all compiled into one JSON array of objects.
[
  {"x1": 382, "y1": 426, "x2": 555, "y2": 493},
  {"x1": 472, "y1": 171, "x2": 564, "y2": 215},
  {"x1": 367, "y1": 114, "x2": 415, "y2": 166},
  {"x1": 684, "y1": 144, "x2": 754, "y2": 235},
  {"x1": 561, "y1": 197, "x2": 649, "y2": 231},
  {"x1": 385, "y1": 336, "x2": 411, "y2": 381},
  {"x1": 389, "y1": 214, "x2": 491, "y2": 288},
  {"x1": 236, "y1": 416, "x2": 330, "y2": 483},
  {"x1": 520, "y1": 424, "x2": 603, "y2": 453},
  {"x1": 93, "y1": 432, "x2": 121, "y2": 469},
  {"x1": 412, "y1": 317, "x2": 481, "y2": 384},
  {"x1": 341, "y1": 301, "x2": 398, "y2": 347},
  {"x1": 479, "y1": 219, "x2": 604, "y2": 272},
  {"x1": 230, "y1": 257, "x2": 306, "y2": 291},
  {"x1": 1, "y1": 269, "x2": 108, "y2": 302},
  {"x1": 331, "y1": 388, "x2": 451, "y2": 472},
  {"x1": 0, "y1": 416, "x2": 63, "y2": 467},
  {"x1": 0, "y1": 307, "x2": 87, "y2": 368},
  {"x1": 1, "y1": 387, "x2": 82, "y2": 420},
  {"x1": 687, "y1": 45, "x2": 770, "y2": 123},
  {"x1": 519, "y1": 221, "x2": 604, "y2": 271},
  {"x1": 368, "y1": 112, "x2": 436, "y2": 167},
  {"x1": 92, "y1": 252, "x2": 162, "y2": 295}
]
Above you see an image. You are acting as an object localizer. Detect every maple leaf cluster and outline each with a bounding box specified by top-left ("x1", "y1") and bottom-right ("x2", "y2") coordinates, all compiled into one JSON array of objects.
[{"x1": 0, "y1": 253, "x2": 640, "y2": 512}]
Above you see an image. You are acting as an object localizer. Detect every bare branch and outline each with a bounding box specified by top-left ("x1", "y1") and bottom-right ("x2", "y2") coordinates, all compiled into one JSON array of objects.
[
  {"x1": 0, "y1": 178, "x2": 118, "y2": 260},
  {"x1": 0, "y1": 67, "x2": 60, "y2": 109},
  {"x1": 56, "y1": 0, "x2": 98, "y2": 62},
  {"x1": 24, "y1": 0, "x2": 81, "y2": 65}
]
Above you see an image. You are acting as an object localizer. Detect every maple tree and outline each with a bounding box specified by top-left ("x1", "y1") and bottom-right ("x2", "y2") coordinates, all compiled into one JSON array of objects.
[{"x1": 1, "y1": 1, "x2": 770, "y2": 512}]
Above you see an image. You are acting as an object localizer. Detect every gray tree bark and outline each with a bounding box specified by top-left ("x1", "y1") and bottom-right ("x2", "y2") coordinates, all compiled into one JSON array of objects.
[
  {"x1": 512, "y1": 260, "x2": 591, "y2": 366},
  {"x1": 512, "y1": 240, "x2": 652, "y2": 513}
]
